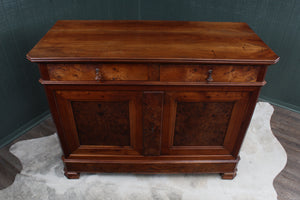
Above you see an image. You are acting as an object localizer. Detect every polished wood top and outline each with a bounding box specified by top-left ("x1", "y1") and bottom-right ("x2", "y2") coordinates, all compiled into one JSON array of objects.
[{"x1": 27, "y1": 20, "x2": 279, "y2": 64}]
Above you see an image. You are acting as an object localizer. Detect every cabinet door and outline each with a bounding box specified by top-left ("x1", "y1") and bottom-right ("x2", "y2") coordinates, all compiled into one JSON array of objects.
[
  {"x1": 161, "y1": 91, "x2": 250, "y2": 156},
  {"x1": 55, "y1": 90, "x2": 143, "y2": 157}
]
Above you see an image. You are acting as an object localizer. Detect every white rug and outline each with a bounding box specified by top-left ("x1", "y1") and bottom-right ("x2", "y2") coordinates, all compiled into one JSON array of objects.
[{"x1": 0, "y1": 102, "x2": 287, "y2": 200}]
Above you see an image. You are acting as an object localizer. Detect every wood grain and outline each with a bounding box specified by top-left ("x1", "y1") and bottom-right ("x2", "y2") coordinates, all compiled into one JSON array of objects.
[
  {"x1": 48, "y1": 63, "x2": 149, "y2": 81},
  {"x1": 63, "y1": 156, "x2": 239, "y2": 174},
  {"x1": 161, "y1": 91, "x2": 251, "y2": 157},
  {"x1": 72, "y1": 101, "x2": 130, "y2": 146},
  {"x1": 47, "y1": 63, "x2": 261, "y2": 83},
  {"x1": 27, "y1": 20, "x2": 279, "y2": 64},
  {"x1": 27, "y1": 21, "x2": 277, "y2": 179},
  {"x1": 160, "y1": 65, "x2": 261, "y2": 82},
  {"x1": 53, "y1": 90, "x2": 144, "y2": 157},
  {"x1": 174, "y1": 102, "x2": 233, "y2": 146},
  {"x1": 142, "y1": 92, "x2": 164, "y2": 156}
]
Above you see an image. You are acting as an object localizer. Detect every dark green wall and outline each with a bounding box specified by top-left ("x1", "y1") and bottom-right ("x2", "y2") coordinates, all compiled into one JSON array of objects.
[{"x1": 0, "y1": 0, "x2": 299, "y2": 147}]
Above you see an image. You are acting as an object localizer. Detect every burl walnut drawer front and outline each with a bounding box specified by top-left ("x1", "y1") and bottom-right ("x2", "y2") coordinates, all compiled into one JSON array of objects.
[
  {"x1": 160, "y1": 65, "x2": 261, "y2": 82},
  {"x1": 47, "y1": 63, "x2": 159, "y2": 81},
  {"x1": 47, "y1": 63, "x2": 262, "y2": 83}
]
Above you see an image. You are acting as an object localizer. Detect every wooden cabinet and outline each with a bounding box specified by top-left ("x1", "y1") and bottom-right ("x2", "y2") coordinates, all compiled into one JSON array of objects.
[{"x1": 27, "y1": 20, "x2": 279, "y2": 179}]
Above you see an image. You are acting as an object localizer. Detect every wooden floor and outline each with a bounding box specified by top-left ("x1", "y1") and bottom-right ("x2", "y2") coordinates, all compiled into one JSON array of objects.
[
  {"x1": 0, "y1": 104, "x2": 299, "y2": 200},
  {"x1": 271, "y1": 106, "x2": 300, "y2": 200}
]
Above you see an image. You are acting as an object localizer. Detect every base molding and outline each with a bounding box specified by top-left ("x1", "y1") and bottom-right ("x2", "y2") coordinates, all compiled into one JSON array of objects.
[{"x1": 62, "y1": 156, "x2": 240, "y2": 179}]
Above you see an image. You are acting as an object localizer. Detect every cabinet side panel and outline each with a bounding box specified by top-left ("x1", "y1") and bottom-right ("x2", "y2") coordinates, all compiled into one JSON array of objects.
[
  {"x1": 38, "y1": 63, "x2": 50, "y2": 80},
  {"x1": 42, "y1": 86, "x2": 71, "y2": 156}
]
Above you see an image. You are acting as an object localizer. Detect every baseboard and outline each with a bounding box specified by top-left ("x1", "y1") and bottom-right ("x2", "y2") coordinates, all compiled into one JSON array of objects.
[
  {"x1": 0, "y1": 110, "x2": 51, "y2": 149},
  {"x1": 259, "y1": 96, "x2": 300, "y2": 114}
]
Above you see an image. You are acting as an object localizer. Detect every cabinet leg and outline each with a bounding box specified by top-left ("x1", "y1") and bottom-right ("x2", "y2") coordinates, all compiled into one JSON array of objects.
[
  {"x1": 64, "y1": 168, "x2": 80, "y2": 179},
  {"x1": 221, "y1": 169, "x2": 237, "y2": 180}
]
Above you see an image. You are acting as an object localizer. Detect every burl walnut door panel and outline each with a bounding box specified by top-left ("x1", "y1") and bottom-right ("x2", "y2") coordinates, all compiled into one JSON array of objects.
[
  {"x1": 54, "y1": 91, "x2": 143, "y2": 157},
  {"x1": 72, "y1": 101, "x2": 131, "y2": 146},
  {"x1": 161, "y1": 91, "x2": 250, "y2": 156},
  {"x1": 173, "y1": 101, "x2": 234, "y2": 146}
]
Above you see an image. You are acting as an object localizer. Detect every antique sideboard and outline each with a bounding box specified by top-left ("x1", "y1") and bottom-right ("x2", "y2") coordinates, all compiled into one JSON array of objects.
[{"x1": 27, "y1": 20, "x2": 279, "y2": 179}]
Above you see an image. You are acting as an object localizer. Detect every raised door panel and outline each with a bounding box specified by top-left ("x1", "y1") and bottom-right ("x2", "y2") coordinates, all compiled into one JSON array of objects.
[
  {"x1": 161, "y1": 90, "x2": 250, "y2": 156},
  {"x1": 173, "y1": 101, "x2": 234, "y2": 146},
  {"x1": 55, "y1": 91, "x2": 143, "y2": 157},
  {"x1": 72, "y1": 101, "x2": 131, "y2": 146}
]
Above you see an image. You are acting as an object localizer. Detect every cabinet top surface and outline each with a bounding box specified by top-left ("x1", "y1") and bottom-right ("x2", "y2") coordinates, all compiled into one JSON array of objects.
[{"x1": 27, "y1": 20, "x2": 279, "y2": 64}]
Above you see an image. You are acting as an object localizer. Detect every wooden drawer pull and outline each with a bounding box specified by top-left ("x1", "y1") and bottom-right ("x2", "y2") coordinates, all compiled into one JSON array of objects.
[{"x1": 206, "y1": 69, "x2": 213, "y2": 82}]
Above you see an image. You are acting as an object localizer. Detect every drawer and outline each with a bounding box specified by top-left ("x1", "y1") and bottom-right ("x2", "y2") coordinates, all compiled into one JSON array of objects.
[
  {"x1": 47, "y1": 63, "x2": 262, "y2": 83},
  {"x1": 160, "y1": 65, "x2": 261, "y2": 82},
  {"x1": 47, "y1": 63, "x2": 159, "y2": 81}
]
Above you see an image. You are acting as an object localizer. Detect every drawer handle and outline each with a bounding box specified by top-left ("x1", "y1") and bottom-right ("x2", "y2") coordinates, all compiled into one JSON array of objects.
[
  {"x1": 206, "y1": 69, "x2": 213, "y2": 82},
  {"x1": 95, "y1": 68, "x2": 103, "y2": 81}
]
